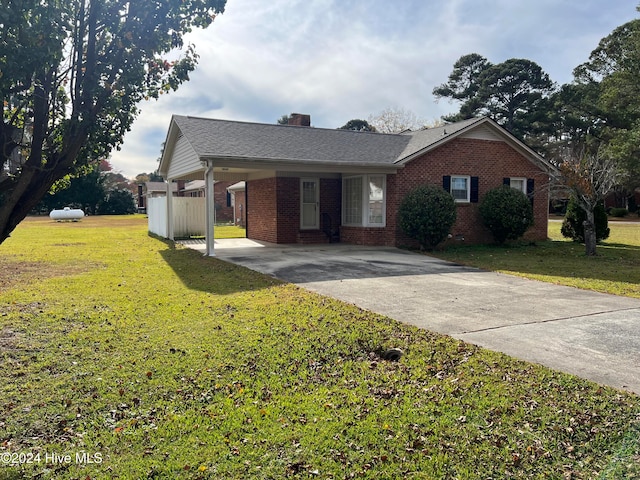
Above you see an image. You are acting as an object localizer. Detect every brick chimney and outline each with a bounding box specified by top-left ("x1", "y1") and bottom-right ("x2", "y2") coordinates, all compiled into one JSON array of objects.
[{"x1": 288, "y1": 113, "x2": 311, "y2": 127}]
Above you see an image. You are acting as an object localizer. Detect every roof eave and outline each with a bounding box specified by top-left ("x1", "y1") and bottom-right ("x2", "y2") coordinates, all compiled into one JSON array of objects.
[{"x1": 202, "y1": 155, "x2": 401, "y2": 172}]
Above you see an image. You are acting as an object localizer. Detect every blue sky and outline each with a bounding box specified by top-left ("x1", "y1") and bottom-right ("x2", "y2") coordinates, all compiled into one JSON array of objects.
[{"x1": 110, "y1": 0, "x2": 639, "y2": 178}]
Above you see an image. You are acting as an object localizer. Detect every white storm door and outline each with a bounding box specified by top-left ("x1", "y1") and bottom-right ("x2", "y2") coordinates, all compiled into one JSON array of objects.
[{"x1": 300, "y1": 178, "x2": 319, "y2": 229}]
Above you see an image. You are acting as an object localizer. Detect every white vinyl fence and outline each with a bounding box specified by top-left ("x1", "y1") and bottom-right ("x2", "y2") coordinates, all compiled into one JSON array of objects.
[{"x1": 147, "y1": 196, "x2": 206, "y2": 238}]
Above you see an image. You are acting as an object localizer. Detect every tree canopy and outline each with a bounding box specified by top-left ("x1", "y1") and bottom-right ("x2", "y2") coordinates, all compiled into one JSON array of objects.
[
  {"x1": 367, "y1": 107, "x2": 425, "y2": 134},
  {"x1": 433, "y1": 55, "x2": 556, "y2": 140},
  {"x1": 570, "y1": 17, "x2": 640, "y2": 193},
  {"x1": 338, "y1": 119, "x2": 376, "y2": 132},
  {"x1": 0, "y1": 0, "x2": 226, "y2": 244}
]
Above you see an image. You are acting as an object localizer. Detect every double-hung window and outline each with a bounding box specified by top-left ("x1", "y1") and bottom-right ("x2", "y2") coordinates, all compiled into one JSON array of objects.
[
  {"x1": 450, "y1": 175, "x2": 470, "y2": 202},
  {"x1": 342, "y1": 175, "x2": 386, "y2": 227},
  {"x1": 443, "y1": 175, "x2": 479, "y2": 203}
]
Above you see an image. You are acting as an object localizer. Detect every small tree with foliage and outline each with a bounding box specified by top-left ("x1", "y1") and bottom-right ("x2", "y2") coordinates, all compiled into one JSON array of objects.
[
  {"x1": 398, "y1": 185, "x2": 457, "y2": 250},
  {"x1": 558, "y1": 152, "x2": 624, "y2": 255},
  {"x1": 561, "y1": 197, "x2": 610, "y2": 244},
  {"x1": 479, "y1": 185, "x2": 534, "y2": 244}
]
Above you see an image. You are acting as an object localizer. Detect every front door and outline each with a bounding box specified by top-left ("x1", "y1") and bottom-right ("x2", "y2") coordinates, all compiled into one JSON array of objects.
[{"x1": 300, "y1": 178, "x2": 319, "y2": 229}]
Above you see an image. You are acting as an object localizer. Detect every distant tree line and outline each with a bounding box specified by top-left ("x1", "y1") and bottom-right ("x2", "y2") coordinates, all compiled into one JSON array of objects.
[{"x1": 35, "y1": 160, "x2": 150, "y2": 215}]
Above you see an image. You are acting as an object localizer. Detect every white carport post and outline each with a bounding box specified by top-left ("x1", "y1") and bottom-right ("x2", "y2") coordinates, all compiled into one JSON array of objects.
[
  {"x1": 166, "y1": 180, "x2": 174, "y2": 240},
  {"x1": 203, "y1": 160, "x2": 216, "y2": 256}
]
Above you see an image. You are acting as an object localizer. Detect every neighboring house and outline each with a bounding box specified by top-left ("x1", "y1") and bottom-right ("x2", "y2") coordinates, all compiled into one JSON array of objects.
[
  {"x1": 157, "y1": 114, "x2": 554, "y2": 256},
  {"x1": 183, "y1": 180, "x2": 205, "y2": 197},
  {"x1": 145, "y1": 181, "x2": 178, "y2": 198}
]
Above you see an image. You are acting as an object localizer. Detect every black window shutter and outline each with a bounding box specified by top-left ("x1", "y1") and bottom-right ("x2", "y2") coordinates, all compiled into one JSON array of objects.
[
  {"x1": 526, "y1": 178, "x2": 535, "y2": 205},
  {"x1": 503, "y1": 177, "x2": 510, "y2": 186},
  {"x1": 226, "y1": 191, "x2": 231, "y2": 207},
  {"x1": 443, "y1": 175, "x2": 451, "y2": 193},
  {"x1": 470, "y1": 176, "x2": 479, "y2": 203}
]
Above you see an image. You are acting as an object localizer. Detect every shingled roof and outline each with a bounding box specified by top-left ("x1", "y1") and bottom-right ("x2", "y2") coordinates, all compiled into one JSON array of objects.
[
  {"x1": 169, "y1": 115, "x2": 410, "y2": 166},
  {"x1": 159, "y1": 115, "x2": 548, "y2": 177}
]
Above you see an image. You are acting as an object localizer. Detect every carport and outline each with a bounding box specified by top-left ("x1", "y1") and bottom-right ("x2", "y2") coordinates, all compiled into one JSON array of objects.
[
  {"x1": 157, "y1": 114, "x2": 403, "y2": 256},
  {"x1": 183, "y1": 239, "x2": 640, "y2": 394}
]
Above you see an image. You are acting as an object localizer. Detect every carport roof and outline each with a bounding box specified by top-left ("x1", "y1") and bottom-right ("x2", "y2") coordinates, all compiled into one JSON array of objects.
[{"x1": 158, "y1": 115, "x2": 550, "y2": 177}]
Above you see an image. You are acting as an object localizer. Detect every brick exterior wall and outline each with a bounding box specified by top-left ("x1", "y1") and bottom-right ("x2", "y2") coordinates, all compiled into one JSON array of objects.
[
  {"x1": 232, "y1": 188, "x2": 246, "y2": 227},
  {"x1": 246, "y1": 177, "x2": 278, "y2": 243},
  {"x1": 387, "y1": 138, "x2": 549, "y2": 246},
  {"x1": 275, "y1": 177, "x2": 300, "y2": 243},
  {"x1": 340, "y1": 226, "x2": 394, "y2": 246},
  {"x1": 246, "y1": 138, "x2": 549, "y2": 246},
  {"x1": 247, "y1": 176, "x2": 342, "y2": 244},
  {"x1": 214, "y1": 181, "x2": 234, "y2": 222}
]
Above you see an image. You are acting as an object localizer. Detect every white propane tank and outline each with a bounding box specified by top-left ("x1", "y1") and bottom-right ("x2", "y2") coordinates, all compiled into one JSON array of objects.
[{"x1": 50, "y1": 207, "x2": 85, "y2": 222}]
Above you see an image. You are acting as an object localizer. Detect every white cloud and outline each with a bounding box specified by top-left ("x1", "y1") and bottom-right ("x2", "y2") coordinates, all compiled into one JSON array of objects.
[{"x1": 110, "y1": 0, "x2": 638, "y2": 178}]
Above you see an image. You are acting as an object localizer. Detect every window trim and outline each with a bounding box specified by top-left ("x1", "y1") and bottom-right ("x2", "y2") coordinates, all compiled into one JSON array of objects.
[
  {"x1": 300, "y1": 177, "x2": 320, "y2": 230},
  {"x1": 342, "y1": 174, "x2": 386, "y2": 227},
  {"x1": 342, "y1": 175, "x2": 363, "y2": 226},
  {"x1": 450, "y1": 175, "x2": 471, "y2": 203}
]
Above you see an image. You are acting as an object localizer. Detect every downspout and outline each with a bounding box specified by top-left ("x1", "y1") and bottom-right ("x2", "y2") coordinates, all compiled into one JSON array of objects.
[{"x1": 203, "y1": 160, "x2": 216, "y2": 256}]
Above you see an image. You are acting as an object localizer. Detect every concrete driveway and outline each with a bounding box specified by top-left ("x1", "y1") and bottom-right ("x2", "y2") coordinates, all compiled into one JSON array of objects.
[{"x1": 184, "y1": 239, "x2": 640, "y2": 394}]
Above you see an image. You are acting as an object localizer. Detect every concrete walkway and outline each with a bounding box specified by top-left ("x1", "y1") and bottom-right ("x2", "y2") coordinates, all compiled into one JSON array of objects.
[{"x1": 183, "y1": 239, "x2": 640, "y2": 394}]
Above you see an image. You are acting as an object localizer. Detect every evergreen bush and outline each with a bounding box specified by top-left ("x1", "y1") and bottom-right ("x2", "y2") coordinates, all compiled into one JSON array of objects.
[
  {"x1": 398, "y1": 184, "x2": 457, "y2": 250},
  {"x1": 609, "y1": 207, "x2": 628, "y2": 218},
  {"x1": 561, "y1": 197, "x2": 610, "y2": 243},
  {"x1": 479, "y1": 185, "x2": 534, "y2": 244}
]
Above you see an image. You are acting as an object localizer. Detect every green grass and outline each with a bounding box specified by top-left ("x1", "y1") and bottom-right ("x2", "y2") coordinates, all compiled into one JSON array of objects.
[
  {"x1": 0, "y1": 216, "x2": 639, "y2": 479},
  {"x1": 174, "y1": 224, "x2": 246, "y2": 240},
  {"x1": 214, "y1": 224, "x2": 246, "y2": 239},
  {"x1": 432, "y1": 220, "x2": 640, "y2": 298}
]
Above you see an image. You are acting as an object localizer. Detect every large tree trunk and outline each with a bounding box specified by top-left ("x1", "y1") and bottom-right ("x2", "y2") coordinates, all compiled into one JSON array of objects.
[
  {"x1": 0, "y1": 166, "x2": 65, "y2": 244},
  {"x1": 0, "y1": 130, "x2": 87, "y2": 245},
  {"x1": 583, "y1": 209, "x2": 597, "y2": 256}
]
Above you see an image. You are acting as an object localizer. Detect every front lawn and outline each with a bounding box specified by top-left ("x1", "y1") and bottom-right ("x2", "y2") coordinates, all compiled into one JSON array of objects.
[
  {"x1": 432, "y1": 220, "x2": 640, "y2": 299},
  {"x1": 0, "y1": 216, "x2": 638, "y2": 479}
]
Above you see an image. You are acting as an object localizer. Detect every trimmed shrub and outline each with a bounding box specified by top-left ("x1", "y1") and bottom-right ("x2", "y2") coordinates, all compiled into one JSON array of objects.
[
  {"x1": 561, "y1": 197, "x2": 610, "y2": 243},
  {"x1": 609, "y1": 207, "x2": 628, "y2": 218},
  {"x1": 398, "y1": 184, "x2": 457, "y2": 250},
  {"x1": 479, "y1": 185, "x2": 534, "y2": 244}
]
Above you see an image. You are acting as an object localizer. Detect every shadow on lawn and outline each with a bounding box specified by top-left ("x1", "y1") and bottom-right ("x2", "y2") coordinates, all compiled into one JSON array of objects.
[
  {"x1": 600, "y1": 242, "x2": 640, "y2": 252},
  {"x1": 159, "y1": 245, "x2": 281, "y2": 295}
]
